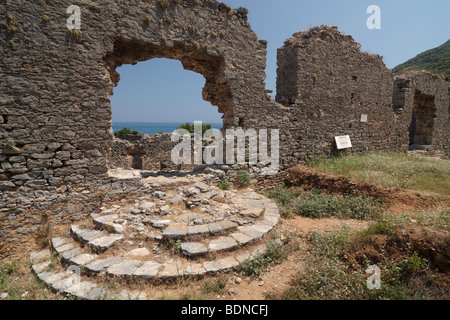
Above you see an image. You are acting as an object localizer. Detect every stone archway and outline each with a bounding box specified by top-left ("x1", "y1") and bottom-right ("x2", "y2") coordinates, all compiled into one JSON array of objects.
[{"x1": 104, "y1": 37, "x2": 234, "y2": 128}]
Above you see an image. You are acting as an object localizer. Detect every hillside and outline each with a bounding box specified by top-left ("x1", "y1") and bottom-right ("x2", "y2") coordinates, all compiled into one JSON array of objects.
[{"x1": 393, "y1": 40, "x2": 450, "y2": 81}]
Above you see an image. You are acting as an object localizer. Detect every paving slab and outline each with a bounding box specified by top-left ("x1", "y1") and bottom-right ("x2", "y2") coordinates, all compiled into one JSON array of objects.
[
  {"x1": 187, "y1": 224, "x2": 209, "y2": 237},
  {"x1": 237, "y1": 225, "x2": 266, "y2": 239},
  {"x1": 181, "y1": 242, "x2": 208, "y2": 257},
  {"x1": 162, "y1": 223, "x2": 188, "y2": 239},
  {"x1": 51, "y1": 238, "x2": 67, "y2": 249},
  {"x1": 208, "y1": 237, "x2": 238, "y2": 252},
  {"x1": 216, "y1": 257, "x2": 239, "y2": 271},
  {"x1": 89, "y1": 234, "x2": 124, "y2": 252},
  {"x1": 203, "y1": 261, "x2": 222, "y2": 274},
  {"x1": 54, "y1": 243, "x2": 76, "y2": 254},
  {"x1": 184, "y1": 264, "x2": 207, "y2": 277},
  {"x1": 94, "y1": 214, "x2": 118, "y2": 225},
  {"x1": 71, "y1": 226, "x2": 103, "y2": 243},
  {"x1": 52, "y1": 274, "x2": 80, "y2": 292},
  {"x1": 85, "y1": 287, "x2": 108, "y2": 300},
  {"x1": 85, "y1": 257, "x2": 122, "y2": 272},
  {"x1": 30, "y1": 250, "x2": 51, "y2": 263},
  {"x1": 61, "y1": 248, "x2": 82, "y2": 262},
  {"x1": 65, "y1": 281, "x2": 98, "y2": 299},
  {"x1": 32, "y1": 260, "x2": 52, "y2": 274},
  {"x1": 230, "y1": 232, "x2": 253, "y2": 246},
  {"x1": 134, "y1": 261, "x2": 162, "y2": 280},
  {"x1": 208, "y1": 222, "x2": 224, "y2": 234},
  {"x1": 107, "y1": 260, "x2": 143, "y2": 276},
  {"x1": 158, "y1": 264, "x2": 182, "y2": 280},
  {"x1": 240, "y1": 207, "x2": 264, "y2": 218},
  {"x1": 69, "y1": 253, "x2": 99, "y2": 267},
  {"x1": 126, "y1": 248, "x2": 150, "y2": 257},
  {"x1": 218, "y1": 220, "x2": 238, "y2": 230}
]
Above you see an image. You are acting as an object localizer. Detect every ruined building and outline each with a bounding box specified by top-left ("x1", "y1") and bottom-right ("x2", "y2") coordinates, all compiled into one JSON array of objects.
[{"x1": 0, "y1": 0, "x2": 449, "y2": 196}]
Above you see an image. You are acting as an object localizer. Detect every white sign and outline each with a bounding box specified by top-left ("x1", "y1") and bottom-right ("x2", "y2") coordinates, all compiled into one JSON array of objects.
[
  {"x1": 335, "y1": 135, "x2": 352, "y2": 150},
  {"x1": 361, "y1": 114, "x2": 368, "y2": 123}
]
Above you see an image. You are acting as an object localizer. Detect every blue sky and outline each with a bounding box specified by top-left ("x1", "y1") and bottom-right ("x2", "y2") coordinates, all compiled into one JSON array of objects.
[{"x1": 111, "y1": 0, "x2": 450, "y2": 123}]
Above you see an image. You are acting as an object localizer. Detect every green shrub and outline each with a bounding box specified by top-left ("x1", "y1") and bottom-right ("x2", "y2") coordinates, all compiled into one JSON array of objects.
[
  {"x1": 294, "y1": 191, "x2": 382, "y2": 220},
  {"x1": 2, "y1": 137, "x2": 16, "y2": 149},
  {"x1": 114, "y1": 127, "x2": 139, "y2": 138},
  {"x1": 266, "y1": 187, "x2": 301, "y2": 207},
  {"x1": 176, "y1": 122, "x2": 212, "y2": 136},
  {"x1": 237, "y1": 170, "x2": 251, "y2": 186},
  {"x1": 202, "y1": 274, "x2": 229, "y2": 294},
  {"x1": 218, "y1": 178, "x2": 231, "y2": 190},
  {"x1": 238, "y1": 240, "x2": 293, "y2": 278}
]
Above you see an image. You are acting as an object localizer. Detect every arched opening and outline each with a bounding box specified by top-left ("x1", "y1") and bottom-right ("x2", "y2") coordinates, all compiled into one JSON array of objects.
[
  {"x1": 409, "y1": 90, "x2": 437, "y2": 149},
  {"x1": 104, "y1": 37, "x2": 233, "y2": 172}
]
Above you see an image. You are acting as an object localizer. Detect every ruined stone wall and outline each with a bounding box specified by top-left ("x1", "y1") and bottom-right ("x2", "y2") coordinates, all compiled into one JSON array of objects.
[
  {"x1": 0, "y1": 1, "x2": 448, "y2": 210},
  {"x1": 0, "y1": 0, "x2": 270, "y2": 197},
  {"x1": 275, "y1": 26, "x2": 403, "y2": 161},
  {"x1": 108, "y1": 133, "x2": 190, "y2": 171},
  {"x1": 392, "y1": 71, "x2": 449, "y2": 157}
]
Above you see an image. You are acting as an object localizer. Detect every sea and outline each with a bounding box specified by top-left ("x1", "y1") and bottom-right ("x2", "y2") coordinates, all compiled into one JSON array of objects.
[{"x1": 112, "y1": 122, "x2": 223, "y2": 136}]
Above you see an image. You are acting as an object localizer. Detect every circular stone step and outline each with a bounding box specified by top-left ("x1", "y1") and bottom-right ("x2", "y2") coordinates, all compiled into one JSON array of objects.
[{"x1": 30, "y1": 173, "x2": 281, "y2": 299}]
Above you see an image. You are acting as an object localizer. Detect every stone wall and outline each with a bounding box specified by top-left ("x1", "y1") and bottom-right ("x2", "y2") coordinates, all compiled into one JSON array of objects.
[
  {"x1": 392, "y1": 71, "x2": 449, "y2": 156},
  {"x1": 108, "y1": 133, "x2": 189, "y2": 171},
  {"x1": 0, "y1": 1, "x2": 449, "y2": 202},
  {"x1": 275, "y1": 26, "x2": 403, "y2": 161},
  {"x1": 0, "y1": 0, "x2": 270, "y2": 195}
]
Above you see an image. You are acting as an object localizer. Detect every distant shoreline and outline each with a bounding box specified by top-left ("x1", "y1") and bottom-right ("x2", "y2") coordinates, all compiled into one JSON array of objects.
[{"x1": 112, "y1": 122, "x2": 223, "y2": 136}]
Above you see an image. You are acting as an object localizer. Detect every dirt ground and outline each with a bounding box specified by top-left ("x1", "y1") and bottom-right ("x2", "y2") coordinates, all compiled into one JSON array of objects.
[{"x1": 219, "y1": 216, "x2": 369, "y2": 300}]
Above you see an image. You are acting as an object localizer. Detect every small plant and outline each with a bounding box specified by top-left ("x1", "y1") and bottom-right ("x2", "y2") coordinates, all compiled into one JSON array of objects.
[
  {"x1": 2, "y1": 137, "x2": 16, "y2": 149},
  {"x1": 202, "y1": 275, "x2": 229, "y2": 295},
  {"x1": 37, "y1": 223, "x2": 52, "y2": 249},
  {"x1": 7, "y1": 15, "x2": 19, "y2": 34},
  {"x1": 7, "y1": 40, "x2": 15, "y2": 49},
  {"x1": 67, "y1": 28, "x2": 82, "y2": 40},
  {"x1": 238, "y1": 240, "x2": 293, "y2": 277},
  {"x1": 173, "y1": 239, "x2": 182, "y2": 253},
  {"x1": 294, "y1": 191, "x2": 382, "y2": 220},
  {"x1": 192, "y1": 40, "x2": 200, "y2": 51},
  {"x1": 404, "y1": 251, "x2": 429, "y2": 275},
  {"x1": 187, "y1": 24, "x2": 199, "y2": 34},
  {"x1": 42, "y1": 15, "x2": 50, "y2": 22},
  {"x1": 144, "y1": 15, "x2": 151, "y2": 25},
  {"x1": 114, "y1": 127, "x2": 139, "y2": 138},
  {"x1": 157, "y1": 0, "x2": 180, "y2": 9},
  {"x1": 176, "y1": 122, "x2": 212, "y2": 135},
  {"x1": 236, "y1": 170, "x2": 251, "y2": 186},
  {"x1": 219, "y1": 178, "x2": 231, "y2": 190}
]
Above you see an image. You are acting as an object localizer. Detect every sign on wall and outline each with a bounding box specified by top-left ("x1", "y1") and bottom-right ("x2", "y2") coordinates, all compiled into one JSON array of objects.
[
  {"x1": 361, "y1": 114, "x2": 368, "y2": 123},
  {"x1": 335, "y1": 135, "x2": 353, "y2": 150}
]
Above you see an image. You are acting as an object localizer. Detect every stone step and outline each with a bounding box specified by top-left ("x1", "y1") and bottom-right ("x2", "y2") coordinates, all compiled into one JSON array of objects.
[
  {"x1": 70, "y1": 225, "x2": 124, "y2": 253},
  {"x1": 161, "y1": 219, "x2": 238, "y2": 240},
  {"x1": 71, "y1": 225, "x2": 104, "y2": 244},
  {"x1": 88, "y1": 234, "x2": 124, "y2": 252},
  {"x1": 30, "y1": 250, "x2": 146, "y2": 300},
  {"x1": 179, "y1": 220, "x2": 277, "y2": 258},
  {"x1": 47, "y1": 234, "x2": 270, "y2": 283},
  {"x1": 92, "y1": 214, "x2": 125, "y2": 234}
]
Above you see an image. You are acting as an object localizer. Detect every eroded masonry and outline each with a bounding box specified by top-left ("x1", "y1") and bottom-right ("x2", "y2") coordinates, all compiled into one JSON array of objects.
[{"x1": 1, "y1": 2, "x2": 449, "y2": 202}]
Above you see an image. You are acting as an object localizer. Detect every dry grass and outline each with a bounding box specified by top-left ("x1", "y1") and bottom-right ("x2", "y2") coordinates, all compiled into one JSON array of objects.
[{"x1": 308, "y1": 152, "x2": 450, "y2": 196}]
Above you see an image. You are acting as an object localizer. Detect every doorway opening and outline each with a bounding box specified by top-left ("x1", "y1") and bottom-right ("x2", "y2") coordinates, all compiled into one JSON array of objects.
[{"x1": 409, "y1": 90, "x2": 437, "y2": 149}]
